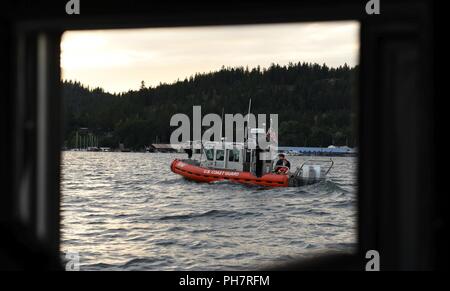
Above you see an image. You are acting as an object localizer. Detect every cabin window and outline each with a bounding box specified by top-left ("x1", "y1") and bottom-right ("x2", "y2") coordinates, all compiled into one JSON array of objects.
[
  {"x1": 216, "y1": 149, "x2": 224, "y2": 161},
  {"x1": 228, "y1": 149, "x2": 240, "y2": 162},
  {"x1": 205, "y1": 149, "x2": 214, "y2": 160}
]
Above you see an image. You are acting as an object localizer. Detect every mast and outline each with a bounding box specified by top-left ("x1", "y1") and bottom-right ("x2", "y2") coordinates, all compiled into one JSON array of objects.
[
  {"x1": 221, "y1": 107, "x2": 224, "y2": 141},
  {"x1": 245, "y1": 99, "x2": 251, "y2": 144},
  {"x1": 247, "y1": 99, "x2": 252, "y2": 126}
]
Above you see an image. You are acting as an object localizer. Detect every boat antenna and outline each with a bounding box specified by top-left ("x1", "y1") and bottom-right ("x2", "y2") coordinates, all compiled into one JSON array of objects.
[
  {"x1": 221, "y1": 107, "x2": 224, "y2": 140},
  {"x1": 247, "y1": 99, "x2": 252, "y2": 123},
  {"x1": 199, "y1": 139, "x2": 204, "y2": 162},
  {"x1": 245, "y1": 99, "x2": 252, "y2": 143}
]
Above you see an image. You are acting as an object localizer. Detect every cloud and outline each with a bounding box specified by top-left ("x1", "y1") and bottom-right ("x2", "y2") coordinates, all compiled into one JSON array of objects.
[{"x1": 61, "y1": 21, "x2": 359, "y2": 93}]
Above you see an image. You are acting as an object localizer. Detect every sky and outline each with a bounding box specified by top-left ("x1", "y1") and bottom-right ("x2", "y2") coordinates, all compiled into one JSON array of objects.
[{"x1": 61, "y1": 21, "x2": 359, "y2": 94}]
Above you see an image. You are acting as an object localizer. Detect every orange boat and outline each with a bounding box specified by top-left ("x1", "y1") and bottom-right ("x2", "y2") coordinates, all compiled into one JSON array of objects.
[
  {"x1": 170, "y1": 141, "x2": 333, "y2": 187},
  {"x1": 171, "y1": 158, "x2": 289, "y2": 187}
]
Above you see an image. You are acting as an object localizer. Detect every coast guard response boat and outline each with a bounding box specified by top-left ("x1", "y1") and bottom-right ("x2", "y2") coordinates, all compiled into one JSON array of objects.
[{"x1": 170, "y1": 129, "x2": 333, "y2": 187}]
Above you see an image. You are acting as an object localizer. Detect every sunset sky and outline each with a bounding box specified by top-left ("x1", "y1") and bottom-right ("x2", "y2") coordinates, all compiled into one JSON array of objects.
[{"x1": 61, "y1": 21, "x2": 359, "y2": 94}]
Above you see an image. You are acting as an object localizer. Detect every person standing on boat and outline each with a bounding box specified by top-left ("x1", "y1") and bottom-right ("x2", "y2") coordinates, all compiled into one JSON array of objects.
[
  {"x1": 185, "y1": 148, "x2": 193, "y2": 159},
  {"x1": 274, "y1": 153, "x2": 291, "y2": 173}
]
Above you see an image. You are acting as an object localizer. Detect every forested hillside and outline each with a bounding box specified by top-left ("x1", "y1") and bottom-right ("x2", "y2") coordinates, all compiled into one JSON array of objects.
[{"x1": 63, "y1": 62, "x2": 357, "y2": 150}]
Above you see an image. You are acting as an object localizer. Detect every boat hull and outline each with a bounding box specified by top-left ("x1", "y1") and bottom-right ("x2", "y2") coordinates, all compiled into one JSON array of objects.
[{"x1": 170, "y1": 159, "x2": 289, "y2": 187}]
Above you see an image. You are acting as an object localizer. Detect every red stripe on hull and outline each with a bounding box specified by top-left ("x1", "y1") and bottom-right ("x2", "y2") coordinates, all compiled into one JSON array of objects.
[{"x1": 170, "y1": 159, "x2": 289, "y2": 187}]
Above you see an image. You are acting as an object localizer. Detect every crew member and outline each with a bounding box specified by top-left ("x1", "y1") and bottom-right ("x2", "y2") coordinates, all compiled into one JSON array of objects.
[
  {"x1": 274, "y1": 153, "x2": 290, "y2": 173},
  {"x1": 185, "y1": 148, "x2": 193, "y2": 159}
]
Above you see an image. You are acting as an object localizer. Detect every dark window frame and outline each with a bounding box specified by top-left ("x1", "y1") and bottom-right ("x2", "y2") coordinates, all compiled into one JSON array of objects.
[{"x1": 2, "y1": 0, "x2": 436, "y2": 270}]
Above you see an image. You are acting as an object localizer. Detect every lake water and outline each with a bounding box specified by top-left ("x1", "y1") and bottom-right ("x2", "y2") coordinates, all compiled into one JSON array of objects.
[{"x1": 60, "y1": 152, "x2": 357, "y2": 270}]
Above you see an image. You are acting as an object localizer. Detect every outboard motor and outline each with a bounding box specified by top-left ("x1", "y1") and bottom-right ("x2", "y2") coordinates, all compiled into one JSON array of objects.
[
  {"x1": 302, "y1": 165, "x2": 322, "y2": 184},
  {"x1": 289, "y1": 158, "x2": 334, "y2": 187}
]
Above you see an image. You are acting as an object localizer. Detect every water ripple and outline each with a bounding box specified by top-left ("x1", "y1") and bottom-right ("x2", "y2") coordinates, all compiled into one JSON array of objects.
[{"x1": 60, "y1": 152, "x2": 357, "y2": 271}]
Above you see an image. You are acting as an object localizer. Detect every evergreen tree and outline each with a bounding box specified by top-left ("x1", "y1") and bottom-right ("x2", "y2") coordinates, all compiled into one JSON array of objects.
[{"x1": 62, "y1": 62, "x2": 358, "y2": 150}]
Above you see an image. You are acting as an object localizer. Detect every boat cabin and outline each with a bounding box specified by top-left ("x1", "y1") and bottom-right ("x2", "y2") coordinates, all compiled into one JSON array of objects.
[{"x1": 198, "y1": 141, "x2": 274, "y2": 176}]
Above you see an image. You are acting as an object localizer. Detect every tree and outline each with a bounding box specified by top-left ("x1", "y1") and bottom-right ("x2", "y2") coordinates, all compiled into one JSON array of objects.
[{"x1": 62, "y1": 62, "x2": 357, "y2": 150}]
